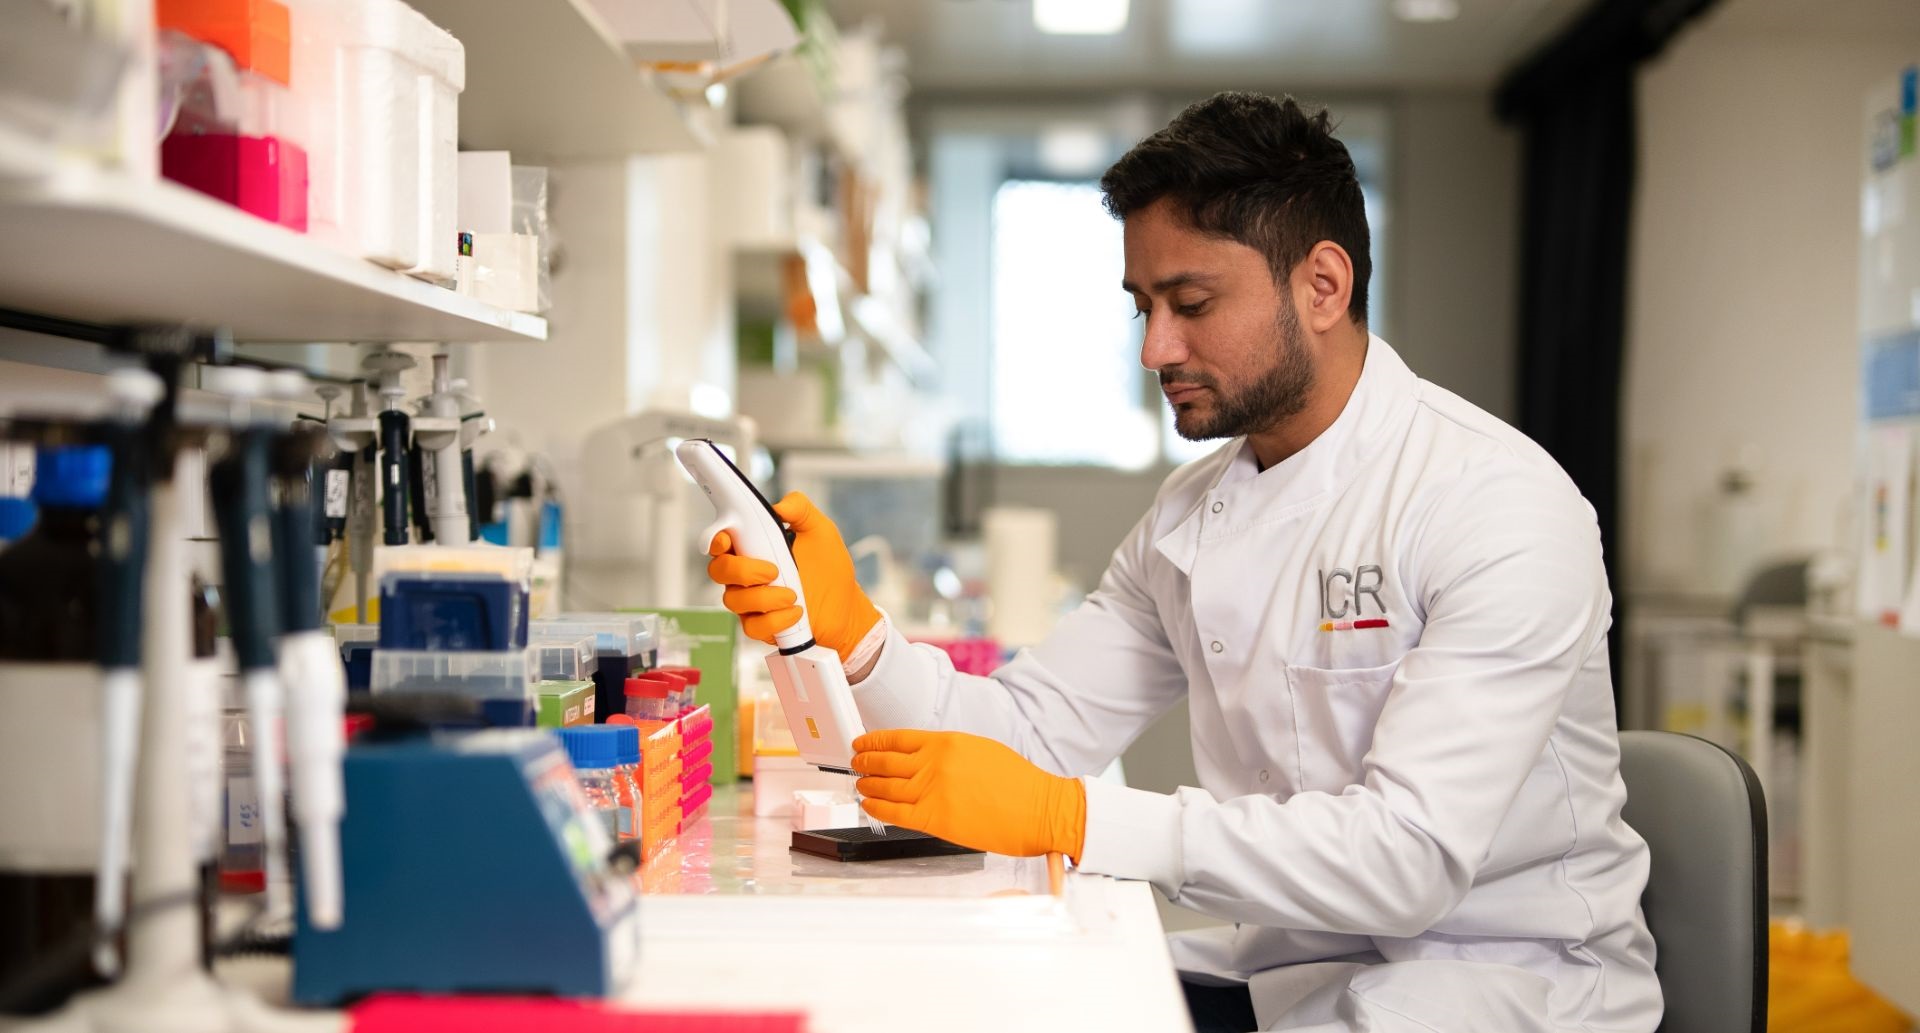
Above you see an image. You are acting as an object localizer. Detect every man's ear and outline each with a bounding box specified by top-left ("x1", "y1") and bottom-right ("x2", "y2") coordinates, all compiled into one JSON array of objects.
[{"x1": 1297, "y1": 241, "x2": 1355, "y2": 334}]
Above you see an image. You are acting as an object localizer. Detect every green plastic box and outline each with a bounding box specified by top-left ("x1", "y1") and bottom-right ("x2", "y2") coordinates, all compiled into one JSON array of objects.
[
  {"x1": 535, "y1": 679, "x2": 596, "y2": 728},
  {"x1": 631, "y1": 607, "x2": 738, "y2": 785}
]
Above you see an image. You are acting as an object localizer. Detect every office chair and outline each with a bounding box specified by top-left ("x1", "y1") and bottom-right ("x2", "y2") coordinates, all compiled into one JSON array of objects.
[{"x1": 1618, "y1": 730, "x2": 1769, "y2": 1033}]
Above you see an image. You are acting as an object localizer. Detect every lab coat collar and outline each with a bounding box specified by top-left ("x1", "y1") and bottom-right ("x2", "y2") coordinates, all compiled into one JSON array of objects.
[{"x1": 1154, "y1": 334, "x2": 1416, "y2": 575}]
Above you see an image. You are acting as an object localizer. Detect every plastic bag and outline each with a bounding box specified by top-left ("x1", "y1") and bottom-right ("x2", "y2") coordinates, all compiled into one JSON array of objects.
[{"x1": 511, "y1": 165, "x2": 553, "y2": 314}]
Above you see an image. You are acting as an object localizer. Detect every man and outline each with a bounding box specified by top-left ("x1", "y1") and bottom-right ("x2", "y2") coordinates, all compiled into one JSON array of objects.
[{"x1": 708, "y1": 92, "x2": 1660, "y2": 1033}]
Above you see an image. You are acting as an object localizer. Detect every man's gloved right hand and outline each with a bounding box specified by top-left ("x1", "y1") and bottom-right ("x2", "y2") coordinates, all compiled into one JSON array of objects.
[{"x1": 705, "y1": 492, "x2": 881, "y2": 664}]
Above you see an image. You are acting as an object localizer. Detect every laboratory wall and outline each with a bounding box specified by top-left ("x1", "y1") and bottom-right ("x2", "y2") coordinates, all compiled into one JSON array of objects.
[
  {"x1": 467, "y1": 151, "x2": 737, "y2": 492},
  {"x1": 1625, "y1": 0, "x2": 1920, "y2": 597},
  {"x1": 1390, "y1": 91, "x2": 1520, "y2": 423}
]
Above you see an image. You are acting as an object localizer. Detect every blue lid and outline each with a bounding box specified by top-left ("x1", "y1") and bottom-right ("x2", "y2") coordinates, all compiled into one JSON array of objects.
[
  {"x1": 612, "y1": 725, "x2": 640, "y2": 766},
  {"x1": 479, "y1": 519, "x2": 509, "y2": 546},
  {"x1": 31, "y1": 445, "x2": 110, "y2": 509},
  {"x1": 557, "y1": 725, "x2": 621, "y2": 770},
  {"x1": 539, "y1": 500, "x2": 563, "y2": 550},
  {"x1": 0, "y1": 498, "x2": 36, "y2": 541}
]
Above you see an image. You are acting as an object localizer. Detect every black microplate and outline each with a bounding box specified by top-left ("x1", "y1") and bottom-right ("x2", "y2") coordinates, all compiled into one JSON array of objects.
[{"x1": 791, "y1": 827, "x2": 984, "y2": 862}]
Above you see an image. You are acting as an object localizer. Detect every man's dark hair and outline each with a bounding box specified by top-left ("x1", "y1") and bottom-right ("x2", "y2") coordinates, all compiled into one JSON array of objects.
[{"x1": 1100, "y1": 92, "x2": 1371, "y2": 325}]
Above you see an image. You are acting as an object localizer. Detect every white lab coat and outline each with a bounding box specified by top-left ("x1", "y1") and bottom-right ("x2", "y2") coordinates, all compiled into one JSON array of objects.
[{"x1": 851, "y1": 337, "x2": 1662, "y2": 1033}]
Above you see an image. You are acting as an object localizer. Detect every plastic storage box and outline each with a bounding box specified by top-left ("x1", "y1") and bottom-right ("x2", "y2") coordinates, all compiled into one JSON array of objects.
[
  {"x1": 535, "y1": 679, "x2": 595, "y2": 728},
  {"x1": 532, "y1": 634, "x2": 598, "y2": 682},
  {"x1": 333, "y1": 622, "x2": 379, "y2": 692},
  {"x1": 369, "y1": 648, "x2": 535, "y2": 726},
  {"x1": 535, "y1": 614, "x2": 659, "y2": 725},
  {"x1": 158, "y1": 1, "x2": 309, "y2": 230},
  {"x1": 378, "y1": 571, "x2": 527, "y2": 652}
]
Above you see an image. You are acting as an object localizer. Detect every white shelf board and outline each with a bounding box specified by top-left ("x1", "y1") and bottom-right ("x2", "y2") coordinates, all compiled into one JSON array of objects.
[
  {"x1": 0, "y1": 152, "x2": 547, "y2": 344},
  {"x1": 408, "y1": 0, "x2": 708, "y2": 161},
  {"x1": 736, "y1": 52, "x2": 833, "y2": 147}
]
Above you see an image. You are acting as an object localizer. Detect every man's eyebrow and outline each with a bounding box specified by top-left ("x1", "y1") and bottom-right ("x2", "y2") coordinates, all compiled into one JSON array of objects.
[{"x1": 1120, "y1": 272, "x2": 1218, "y2": 294}]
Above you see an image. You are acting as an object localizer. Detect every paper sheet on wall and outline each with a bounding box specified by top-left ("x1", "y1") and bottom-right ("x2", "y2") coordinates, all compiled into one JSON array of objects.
[
  {"x1": 1900, "y1": 431, "x2": 1920, "y2": 636},
  {"x1": 1859, "y1": 426, "x2": 1914, "y2": 625}
]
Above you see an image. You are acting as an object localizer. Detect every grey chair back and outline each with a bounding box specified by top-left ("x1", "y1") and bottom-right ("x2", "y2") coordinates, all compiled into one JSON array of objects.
[{"x1": 1618, "y1": 730, "x2": 1768, "y2": 1033}]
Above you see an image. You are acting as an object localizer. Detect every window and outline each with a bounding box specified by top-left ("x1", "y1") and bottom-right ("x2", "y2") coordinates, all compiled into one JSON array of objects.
[
  {"x1": 928, "y1": 100, "x2": 1390, "y2": 471},
  {"x1": 990, "y1": 179, "x2": 1157, "y2": 468}
]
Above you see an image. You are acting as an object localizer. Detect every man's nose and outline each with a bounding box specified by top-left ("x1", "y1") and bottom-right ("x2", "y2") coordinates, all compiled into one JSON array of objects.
[{"x1": 1139, "y1": 313, "x2": 1186, "y2": 371}]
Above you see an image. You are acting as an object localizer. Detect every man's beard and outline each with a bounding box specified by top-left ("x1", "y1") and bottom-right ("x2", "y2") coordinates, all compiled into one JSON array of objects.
[{"x1": 1162, "y1": 296, "x2": 1315, "y2": 441}]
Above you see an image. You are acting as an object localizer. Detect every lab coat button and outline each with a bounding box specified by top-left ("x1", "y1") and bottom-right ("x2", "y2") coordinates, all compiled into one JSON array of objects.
[
  {"x1": 1259, "y1": 769, "x2": 1270, "y2": 784},
  {"x1": 1210, "y1": 501, "x2": 1224, "y2": 513},
  {"x1": 1210, "y1": 640, "x2": 1224, "y2": 653}
]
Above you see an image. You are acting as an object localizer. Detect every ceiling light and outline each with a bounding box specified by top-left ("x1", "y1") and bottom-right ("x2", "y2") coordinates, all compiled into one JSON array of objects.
[
  {"x1": 1033, "y1": 0, "x2": 1130, "y2": 35},
  {"x1": 1392, "y1": 0, "x2": 1459, "y2": 22}
]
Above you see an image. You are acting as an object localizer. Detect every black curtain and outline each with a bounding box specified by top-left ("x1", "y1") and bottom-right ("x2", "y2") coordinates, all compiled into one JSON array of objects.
[{"x1": 1494, "y1": 0, "x2": 1716, "y2": 698}]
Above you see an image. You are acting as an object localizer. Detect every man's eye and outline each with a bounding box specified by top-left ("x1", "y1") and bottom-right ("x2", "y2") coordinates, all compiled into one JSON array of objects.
[
  {"x1": 1176, "y1": 302, "x2": 1208, "y2": 318},
  {"x1": 1131, "y1": 309, "x2": 1148, "y2": 321}
]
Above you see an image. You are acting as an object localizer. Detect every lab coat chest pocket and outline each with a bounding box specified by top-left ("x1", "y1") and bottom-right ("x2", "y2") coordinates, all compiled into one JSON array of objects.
[{"x1": 1284, "y1": 661, "x2": 1400, "y2": 794}]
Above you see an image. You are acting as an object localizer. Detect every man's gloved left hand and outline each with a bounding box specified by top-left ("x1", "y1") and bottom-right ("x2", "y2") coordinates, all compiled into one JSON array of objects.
[{"x1": 851, "y1": 729, "x2": 1086, "y2": 860}]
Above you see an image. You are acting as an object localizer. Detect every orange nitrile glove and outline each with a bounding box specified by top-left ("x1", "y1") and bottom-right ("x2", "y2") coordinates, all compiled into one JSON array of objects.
[
  {"x1": 851, "y1": 729, "x2": 1086, "y2": 860},
  {"x1": 705, "y1": 492, "x2": 881, "y2": 663}
]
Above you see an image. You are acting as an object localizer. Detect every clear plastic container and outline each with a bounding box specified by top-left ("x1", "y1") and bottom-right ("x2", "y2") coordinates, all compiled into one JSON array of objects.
[
  {"x1": 369, "y1": 647, "x2": 533, "y2": 701},
  {"x1": 538, "y1": 614, "x2": 658, "y2": 661},
  {"x1": 623, "y1": 675, "x2": 675, "y2": 723},
  {"x1": 558, "y1": 726, "x2": 629, "y2": 841},
  {"x1": 537, "y1": 614, "x2": 659, "y2": 723},
  {"x1": 220, "y1": 705, "x2": 264, "y2": 893},
  {"x1": 532, "y1": 634, "x2": 597, "y2": 682},
  {"x1": 645, "y1": 668, "x2": 688, "y2": 717},
  {"x1": 657, "y1": 665, "x2": 702, "y2": 716},
  {"x1": 158, "y1": 30, "x2": 308, "y2": 231}
]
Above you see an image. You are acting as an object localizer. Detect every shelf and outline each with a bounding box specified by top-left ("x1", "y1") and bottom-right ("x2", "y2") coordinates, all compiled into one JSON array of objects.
[
  {"x1": 408, "y1": 0, "x2": 708, "y2": 161},
  {"x1": 0, "y1": 150, "x2": 547, "y2": 344},
  {"x1": 733, "y1": 241, "x2": 934, "y2": 385},
  {"x1": 735, "y1": 52, "x2": 836, "y2": 151}
]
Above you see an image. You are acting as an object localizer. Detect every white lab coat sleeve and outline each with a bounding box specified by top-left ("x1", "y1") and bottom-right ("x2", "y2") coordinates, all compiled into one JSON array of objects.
[
  {"x1": 850, "y1": 509, "x2": 1190, "y2": 779},
  {"x1": 1079, "y1": 467, "x2": 1612, "y2": 937}
]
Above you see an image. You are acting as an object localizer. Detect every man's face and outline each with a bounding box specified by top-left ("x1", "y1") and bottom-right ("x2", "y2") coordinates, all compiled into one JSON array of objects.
[{"x1": 1122, "y1": 199, "x2": 1314, "y2": 442}]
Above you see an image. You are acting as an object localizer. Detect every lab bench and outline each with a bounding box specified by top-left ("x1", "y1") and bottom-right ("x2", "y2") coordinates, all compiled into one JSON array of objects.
[
  {"x1": 624, "y1": 784, "x2": 1195, "y2": 1032},
  {"x1": 207, "y1": 783, "x2": 1193, "y2": 1032}
]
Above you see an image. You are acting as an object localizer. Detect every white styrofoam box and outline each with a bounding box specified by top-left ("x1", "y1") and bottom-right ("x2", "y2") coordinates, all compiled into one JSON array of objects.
[
  {"x1": 457, "y1": 150, "x2": 513, "y2": 235},
  {"x1": 714, "y1": 126, "x2": 793, "y2": 248},
  {"x1": 737, "y1": 366, "x2": 828, "y2": 447},
  {"x1": 334, "y1": 0, "x2": 422, "y2": 269},
  {"x1": 751, "y1": 754, "x2": 858, "y2": 818},
  {"x1": 407, "y1": 11, "x2": 463, "y2": 282},
  {"x1": 790, "y1": 789, "x2": 861, "y2": 831},
  {"x1": 454, "y1": 232, "x2": 538, "y2": 312},
  {"x1": 327, "y1": 0, "x2": 463, "y2": 276},
  {"x1": 0, "y1": 663, "x2": 103, "y2": 870}
]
